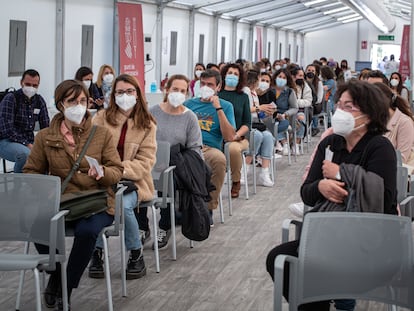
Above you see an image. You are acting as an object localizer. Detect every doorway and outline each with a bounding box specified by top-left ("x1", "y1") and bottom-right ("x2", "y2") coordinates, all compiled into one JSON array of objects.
[{"x1": 371, "y1": 43, "x2": 401, "y2": 73}]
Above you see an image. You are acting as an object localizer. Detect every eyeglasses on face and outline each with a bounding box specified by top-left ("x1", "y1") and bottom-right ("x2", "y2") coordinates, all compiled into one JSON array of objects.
[
  {"x1": 64, "y1": 97, "x2": 88, "y2": 107},
  {"x1": 115, "y1": 88, "x2": 136, "y2": 96},
  {"x1": 336, "y1": 100, "x2": 360, "y2": 112}
]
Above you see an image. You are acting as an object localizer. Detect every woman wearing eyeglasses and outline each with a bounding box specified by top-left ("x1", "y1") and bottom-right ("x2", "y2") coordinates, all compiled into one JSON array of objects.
[
  {"x1": 23, "y1": 79, "x2": 123, "y2": 310},
  {"x1": 91, "y1": 74, "x2": 157, "y2": 280},
  {"x1": 266, "y1": 80, "x2": 397, "y2": 311}
]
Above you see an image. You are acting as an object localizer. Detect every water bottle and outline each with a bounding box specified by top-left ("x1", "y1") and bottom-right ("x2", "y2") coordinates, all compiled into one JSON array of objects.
[{"x1": 150, "y1": 81, "x2": 157, "y2": 93}]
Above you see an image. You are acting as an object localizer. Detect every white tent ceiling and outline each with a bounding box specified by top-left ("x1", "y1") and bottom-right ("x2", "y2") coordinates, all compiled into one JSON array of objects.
[{"x1": 161, "y1": 0, "x2": 411, "y2": 34}]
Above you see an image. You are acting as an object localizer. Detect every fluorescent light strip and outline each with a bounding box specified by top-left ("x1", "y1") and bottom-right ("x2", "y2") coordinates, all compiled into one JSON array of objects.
[
  {"x1": 341, "y1": 16, "x2": 363, "y2": 23},
  {"x1": 324, "y1": 6, "x2": 349, "y2": 14},
  {"x1": 304, "y1": 0, "x2": 329, "y2": 7},
  {"x1": 338, "y1": 13, "x2": 360, "y2": 21}
]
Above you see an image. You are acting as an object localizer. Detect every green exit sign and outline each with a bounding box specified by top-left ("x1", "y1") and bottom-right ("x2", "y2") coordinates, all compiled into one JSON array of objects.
[{"x1": 378, "y1": 35, "x2": 395, "y2": 41}]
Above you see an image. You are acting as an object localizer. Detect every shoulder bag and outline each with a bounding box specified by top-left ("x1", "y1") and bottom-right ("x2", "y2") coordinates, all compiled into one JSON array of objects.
[{"x1": 59, "y1": 125, "x2": 108, "y2": 221}]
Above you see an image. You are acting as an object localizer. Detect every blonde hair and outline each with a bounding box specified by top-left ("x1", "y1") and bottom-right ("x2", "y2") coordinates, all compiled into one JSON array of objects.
[{"x1": 96, "y1": 64, "x2": 116, "y2": 88}]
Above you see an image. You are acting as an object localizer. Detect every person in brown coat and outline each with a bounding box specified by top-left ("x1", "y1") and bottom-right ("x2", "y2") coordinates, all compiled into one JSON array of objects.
[
  {"x1": 91, "y1": 74, "x2": 157, "y2": 280},
  {"x1": 23, "y1": 79, "x2": 123, "y2": 311}
]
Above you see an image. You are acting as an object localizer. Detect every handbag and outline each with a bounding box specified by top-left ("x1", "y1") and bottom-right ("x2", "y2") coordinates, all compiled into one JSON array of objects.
[
  {"x1": 251, "y1": 110, "x2": 267, "y2": 132},
  {"x1": 59, "y1": 125, "x2": 109, "y2": 221}
]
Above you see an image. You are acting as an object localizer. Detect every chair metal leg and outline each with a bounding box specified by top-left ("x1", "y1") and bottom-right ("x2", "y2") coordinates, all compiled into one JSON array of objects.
[
  {"x1": 60, "y1": 261, "x2": 69, "y2": 311},
  {"x1": 252, "y1": 158, "x2": 257, "y2": 194},
  {"x1": 270, "y1": 155, "x2": 275, "y2": 183},
  {"x1": 286, "y1": 131, "x2": 291, "y2": 165},
  {"x1": 120, "y1": 228, "x2": 127, "y2": 297},
  {"x1": 170, "y1": 200, "x2": 177, "y2": 260},
  {"x1": 102, "y1": 233, "x2": 114, "y2": 311},
  {"x1": 16, "y1": 242, "x2": 30, "y2": 310},
  {"x1": 227, "y1": 171, "x2": 232, "y2": 216},
  {"x1": 219, "y1": 191, "x2": 224, "y2": 223},
  {"x1": 151, "y1": 205, "x2": 160, "y2": 273},
  {"x1": 33, "y1": 268, "x2": 42, "y2": 311},
  {"x1": 242, "y1": 154, "x2": 249, "y2": 200}
]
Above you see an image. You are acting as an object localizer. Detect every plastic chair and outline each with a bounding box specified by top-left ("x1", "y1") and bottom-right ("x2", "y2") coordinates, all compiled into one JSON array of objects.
[
  {"x1": 0, "y1": 174, "x2": 69, "y2": 311},
  {"x1": 274, "y1": 213, "x2": 414, "y2": 311},
  {"x1": 1, "y1": 158, "x2": 13, "y2": 173},
  {"x1": 138, "y1": 140, "x2": 176, "y2": 273}
]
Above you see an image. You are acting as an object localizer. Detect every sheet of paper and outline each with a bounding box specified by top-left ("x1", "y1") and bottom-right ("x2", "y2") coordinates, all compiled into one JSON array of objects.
[
  {"x1": 85, "y1": 155, "x2": 104, "y2": 177},
  {"x1": 325, "y1": 145, "x2": 333, "y2": 161}
]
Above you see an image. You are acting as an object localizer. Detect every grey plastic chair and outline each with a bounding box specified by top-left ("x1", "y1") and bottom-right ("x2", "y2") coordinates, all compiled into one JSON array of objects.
[
  {"x1": 0, "y1": 174, "x2": 69, "y2": 311},
  {"x1": 139, "y1": 140, "x2": 176, "y2": 273},
  {"x1": 274, "y1": 212, "x2": 414, "y2": 311}
]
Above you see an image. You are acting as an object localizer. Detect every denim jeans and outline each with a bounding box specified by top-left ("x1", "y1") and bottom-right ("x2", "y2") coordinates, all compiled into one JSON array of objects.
[
  {"x1": 277, "y1": 119, "x2": 290, "y2": 141},
  {"x1": 0, "y1": 139, "x2": 30, "y2": 173},
  {"x1": 96, "y1": 191, "x2": 141, "y2": 251},
  {"x1": 296, "y1": 112, "x2": 306, "y2": 139},
  {"x1": 253, "y1": 130, "x2": 275, "y2": 159}
]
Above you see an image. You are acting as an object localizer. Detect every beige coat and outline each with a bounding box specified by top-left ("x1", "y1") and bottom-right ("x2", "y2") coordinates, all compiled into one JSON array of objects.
[
  {"x1": 23, "y1": 112, "x2": 124, "y2": 215},
  {"x1": 93, "y1": 109, "x2": 157, "y2": 202}
]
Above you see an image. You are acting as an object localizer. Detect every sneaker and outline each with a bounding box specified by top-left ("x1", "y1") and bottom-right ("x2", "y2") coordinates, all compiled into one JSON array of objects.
[
  {"x1": 240, "y1": 165, "x2": 252, "y2": 185},
  {"x1": 258, "y1": 168, "x2": 274, "y2": 187},
  {"x1": 209, "y1": 210, "x2": 214, "y2": 227},
  {"x1": 152, "y1": 228, "x2": 171, "y2": 250},
  {"x1": 126, "y1": 249, "x2": 146, "y2": 280},
  {"x1": 282, "y1": 143, "x2": 289, "y2": 156},
  {"x1": 231, "y1": 181, "x2": 241, "y2": 198},
  {"x1": 88, "y1": 248, "x2": 104, "y2": 279},
  {"x1": 292, "y1": 144, "x2": 301, "y2": 155},
  {"x1": 139, "y1": 229, "x2": 151, "y2": 246},
  {"x1": 44, "y1": 275, "x2": 59, "y2": 308},
  {"x1": 275, "y1": 141, "x2": 283, "y2": 153},
  {"x1": 288, "y1": 202, "x2": 305, "y2": 218},
  {"x1": 54, "y1": 297, "x2": 70, "y2": 311},
  {"x1": 274, "y1": 153, "x2": 282, "y2": 159},
  {"x1": 311, "y1": 128, "x2": 320, "y2": 137}
]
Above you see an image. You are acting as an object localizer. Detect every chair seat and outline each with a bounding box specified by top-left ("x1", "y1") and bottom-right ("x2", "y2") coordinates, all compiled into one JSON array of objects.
[{"x1": 0, "y1": 254, "x2": 50, "y2": 271}]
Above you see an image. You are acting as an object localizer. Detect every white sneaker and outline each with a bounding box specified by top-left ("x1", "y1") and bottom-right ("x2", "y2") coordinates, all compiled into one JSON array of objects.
[
  {"x1": 275, "y1": 141, "x2": 283, "y2": 153},
  {"x1": 240, "y1": 165, "x2": 252, "y2": 185},
  {"x1": 288, "y1": 202, "x2": 304, "y2": 218},
  {"x1": 293, "y1": 144, "x2": 301, "y2": 155},
  {"x1": 258, "y1": 168, "x2": 274, "y2": 187},
  {"x1": 282, "y1": 143, "x2": 289, "y2": 156}
]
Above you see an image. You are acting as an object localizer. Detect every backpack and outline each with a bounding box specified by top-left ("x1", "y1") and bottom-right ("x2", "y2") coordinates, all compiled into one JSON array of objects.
[
  {"x1": 0, "y1": 87, "x2": 16, "y2": 103},
  {"x1": 305, "y1": 81, "x2": 322, "y2": 115}
]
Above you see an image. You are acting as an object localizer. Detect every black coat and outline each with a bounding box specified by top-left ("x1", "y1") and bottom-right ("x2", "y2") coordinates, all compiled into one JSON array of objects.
[{"x1": 170, "y1": 144, "x2": 215, "y2": 241}]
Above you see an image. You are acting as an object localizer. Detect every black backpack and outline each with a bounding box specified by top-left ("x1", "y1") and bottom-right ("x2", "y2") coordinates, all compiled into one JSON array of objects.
[
  {"x1": 0, "y1": 87, "x2": 16, "y2": 103},
  {"x1": 305, "y1": 81, "x2": 322, "y2": 115}
]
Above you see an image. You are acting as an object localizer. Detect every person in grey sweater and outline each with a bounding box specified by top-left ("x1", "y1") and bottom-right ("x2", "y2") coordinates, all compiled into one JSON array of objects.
[{"x1": 137, "y1": 74, "x2": 203, "y2": 249}]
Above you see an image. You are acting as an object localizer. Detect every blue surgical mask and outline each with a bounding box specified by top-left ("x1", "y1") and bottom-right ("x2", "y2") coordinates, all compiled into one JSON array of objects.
[
  {"x1": 276, "y1": 78, "x2": 287, "y2": 88},
  {"x1": 225, "y1": 74, "x2": 239, "y2": 88}
]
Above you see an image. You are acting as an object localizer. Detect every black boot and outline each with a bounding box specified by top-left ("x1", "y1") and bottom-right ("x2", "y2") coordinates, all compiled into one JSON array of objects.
[
  {"x1": 126, "y1": 249, "x2": 146, "y2": 280},
  {"x1": 54, "y1": 288, "x2": 71, "y2": 311},
  {"x1": 44, "y1": 274, "x2": 59, "y2": 308},
  {"x1": 88, "y1": 248, "x2": 104, "y2": 278}
]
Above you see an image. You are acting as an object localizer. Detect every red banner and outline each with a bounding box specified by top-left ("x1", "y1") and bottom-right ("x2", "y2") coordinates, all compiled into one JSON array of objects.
[
  {"x1": 117, "y1": 3, "x2": 145, "y2": 90},
  {"x1": 399, "y1": 25, "x2": 410, "y2": 80},
  {"x1": 256, "y1": 26, "x2": 263, "y2": 61}
]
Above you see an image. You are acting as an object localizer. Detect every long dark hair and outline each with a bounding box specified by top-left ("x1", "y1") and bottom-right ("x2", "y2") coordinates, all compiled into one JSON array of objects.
[
  {"x1": 374, "y1": 82, "x2": 414, "y2": 121},
  {"x1": 389, "y1": 72, "x2": 407, "y2": 96},
  {"x1": 106, "y1": 74, "x2": 155, "y2": 129}
]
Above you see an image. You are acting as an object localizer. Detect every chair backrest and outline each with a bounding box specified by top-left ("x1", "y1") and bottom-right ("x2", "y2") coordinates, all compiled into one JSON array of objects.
[
  {"x1": 396, "y1": 165, "x2": 409, "y2": 203},
  {"x1": 291, "y1": 212, "x2": 414, "y2": 309},
  {"x1": 152, "y1": 141, "x2": 174, "y2": 193},
  {"x1": 0, "y1": 173, "x2": 65, "y2": 256}
]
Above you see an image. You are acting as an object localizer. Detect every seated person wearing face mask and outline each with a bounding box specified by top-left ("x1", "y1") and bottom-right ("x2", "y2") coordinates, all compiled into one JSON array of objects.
[
  {"x1": 0, "y1": 69, "x2": 50, "y2": 173},
  {"x1": 185, "y1": 69, "x2": 236, "y2": 221}
]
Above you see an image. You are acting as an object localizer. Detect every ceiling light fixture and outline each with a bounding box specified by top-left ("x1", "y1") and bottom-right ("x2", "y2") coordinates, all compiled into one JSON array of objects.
[
  {"x1": 337, "y1": 13, "x2": 360, "y2": 20},
  {"x1": 341, "y1": 16, "x2": 363, "y2": 23},
  {"x1": 323, "y1": 6, "x2": 349, "y2": 14}
]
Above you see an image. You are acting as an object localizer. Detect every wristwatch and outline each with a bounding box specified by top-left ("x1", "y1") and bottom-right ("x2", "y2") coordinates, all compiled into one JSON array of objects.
[{"x1": 335, "y1": 171, "x2": 341, "y2": 181}]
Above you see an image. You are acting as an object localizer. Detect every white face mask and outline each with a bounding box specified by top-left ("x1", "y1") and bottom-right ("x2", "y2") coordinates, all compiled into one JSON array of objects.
[
  {"x1": 274, "y1": 65, "x2": 281, "y2": 71},
  {"x1": 258, "y1": 81, "x2": 270, "y2": 91},
  {"x1": 64, "y1": 104, "x2": 86, "y2": 125},
  {"x1": 22, "y1": 86, "x2": 37, "y2": 98},
  {"x1": 199, "y1": 86, "x2": 215, "y2": 100},
  {"x1": 390, "y1": 79, "x2": 399, "y2": 87},
  {"x1": 115, "y1": 93, "x2": 136, "y2": 111},
  {"x1": 195, "y1": 70, "x2": 203, "y2": 78},
  {"x1": 332, "y1": 108, "x2": 366, "y2": 137},
  {"x1": 103, "y1": 74, "x2": 114, "y2": 84},
  {"x1": 168, "y1": 92, "x2": 186, "y2": 108},
  {"x1": 83, "y1": 80, "x2": 91, "y2": 89}
]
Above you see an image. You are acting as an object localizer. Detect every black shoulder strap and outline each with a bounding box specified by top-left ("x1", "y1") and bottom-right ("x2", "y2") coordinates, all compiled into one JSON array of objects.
[{"x1": 61, "y1": 125, "x2": 97, "y2": 194}]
